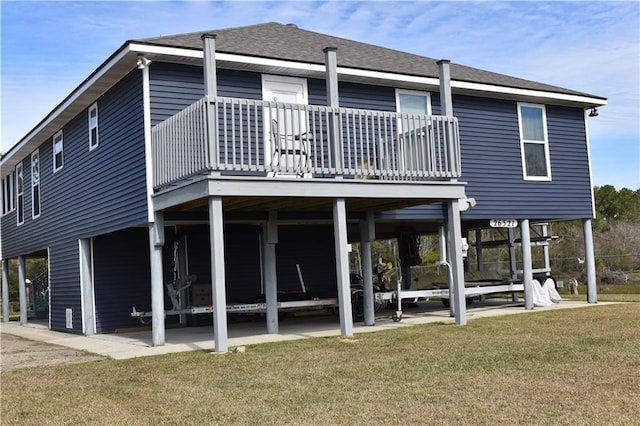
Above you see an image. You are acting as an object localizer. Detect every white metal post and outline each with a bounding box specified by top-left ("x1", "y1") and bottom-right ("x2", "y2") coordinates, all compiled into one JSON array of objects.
[
  {"x1": 264, "y1": 211, "x2": 279, "y2": 334},
  {"x1": 18, "y1": 255, "x2": 27, "y2": 325},
  {"x1": 2, "y1": 259, "x2": 9, "y2": 322},
  {"x1": 520, "y1": 219, "x2": 534, "y2": 310},
  {"x1": 360, "y1": 212, "x2": 375, "y2": 326},
  {"x1": 447, "y1": 200, "x2": 466, "y2": 325},
  {"x1": 209, "y1": 196, "x2": 228, "y2": 352},
  {"x1": 333, "y1": 198, "x2": 353, "y2": 336},
  {"x1": 149, "y1": 212, "x2": 165, "y2": 346},
  {"x1": 583, "y1": 218, "x2": 598, "y2": 303},
  {"x1": 79, "y1": 238, "x2": 96, "y2": 335}
]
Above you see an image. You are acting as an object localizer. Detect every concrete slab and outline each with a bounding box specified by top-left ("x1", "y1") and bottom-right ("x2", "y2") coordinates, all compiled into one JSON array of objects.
[{"x1": 0, "y1": 299, "x2": 611, "y2": 360}]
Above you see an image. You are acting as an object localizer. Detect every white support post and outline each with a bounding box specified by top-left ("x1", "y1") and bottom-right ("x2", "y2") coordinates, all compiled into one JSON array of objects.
[
  {"x1": 333, "y1": 198, "x2": 353, "y2": 337},
  {"x1": 508, "y1": 227, "x2": 519, "y2": 302},
  {"x1": 437, "y1": 59, "x2": 453, "y2": 117},
  {"x1": 360, "y1": 212, "x2": 375, "y2": 326},
  {"x1": 447, "y1": 200, "x2": 466, "y2": 325},
  {"x1": 209, "y1": 196, "x2": 228, "y2": 352},
  {"x1": 18, "y1": 255, "x2": 27, "y2": 325},
  {"x1": 542, "y1": 223, "x2": 551, "y2": 275},
  {"x1": 583, "y1": 219, "x2": 598, "y2": 303},
  {"x1": 2, "y1": 259, "x2": 9, "y2": 322},
  {"x1": 202, "y1": 34, "x2": 219, "y2": 171},
  {"x1": 149, "y1": 212, "x2": 165, "y2": 346},
  {"x1": 263, "y1": 211, "x2": 279, "y2": 334},
  {"x1": 79, "y1": 238, "x2": 96, "y2": 335},
  {"x1": 521, "y1": 219, "x2": 534, "y2": 310},
  {"x1": 324, "y1": 47, "x2": 342, "y2": 175}
]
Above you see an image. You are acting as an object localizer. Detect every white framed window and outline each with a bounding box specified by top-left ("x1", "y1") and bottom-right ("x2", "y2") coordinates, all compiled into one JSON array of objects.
[
  {"x1": 31, "y1": 150, "x2": 41, "y2": 219},
  {"x1": 53, "y1": 131, "x2": 64, "y2": 172},
  {"x1": 89, "y1": 103, "x2": 99, "y2": 150},
  {"x1": 16, "y1": 163, "x2": 24, "y2": 225},
  {"x1": 518, "y1": 103, "x2": 551, "y2": 181},
  {"x1": 1, "y1": 171, "x2": 15, "y2": 216},
  {"x1": 396, "y1": 89, "x2": 432, "y2": 117}
]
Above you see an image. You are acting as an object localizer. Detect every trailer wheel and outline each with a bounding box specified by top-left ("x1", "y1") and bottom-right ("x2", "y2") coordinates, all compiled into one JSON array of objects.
[{"x1": 392, "y1": 312, "x2": 402, "y2": 322}]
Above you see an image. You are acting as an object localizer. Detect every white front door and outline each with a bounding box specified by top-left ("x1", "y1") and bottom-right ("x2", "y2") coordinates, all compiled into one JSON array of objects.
[{"x1": 261, "y1": 75, "x2": 308, "y2": 168}]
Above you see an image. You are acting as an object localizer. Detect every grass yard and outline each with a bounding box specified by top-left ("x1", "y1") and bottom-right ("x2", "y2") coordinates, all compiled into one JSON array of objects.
[{"x1": 2, "y1": 303, "x2": 639, "y2": 425}]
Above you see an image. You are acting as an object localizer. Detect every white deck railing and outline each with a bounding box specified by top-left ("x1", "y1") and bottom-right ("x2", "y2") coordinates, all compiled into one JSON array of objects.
[{"x1": 152, "y1": 96, "x2": 461, "y2": 188}]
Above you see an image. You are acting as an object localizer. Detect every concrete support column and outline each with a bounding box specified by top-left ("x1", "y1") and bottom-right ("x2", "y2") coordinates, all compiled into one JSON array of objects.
[
  {"x1": 18, "y1": 255, "x2": 27, "y2": 325},
  {"x1": 520, "y1": 219, "x2": 534, "y2": 310},
  {"x1": 2, "y1": 259, "x2": 9, "y2": 322},
  {"x1": 263, "y1": 211, "x2": 279, "y2": 334},
  {"x1": 209, "y1": 196, "x2": 228, "y2": 352},
  {"x1": 79, "y1": 238, "x2": 96, "y2": 335},
  {"x1": 149, "y1": 212, "x2": 165, "y2": 346},
  {"x1": 333, "y1": 198, "x2": 353, "y2": 337},
  {"x1": 583, "y1": 219, "x2": 598, "y2": 303},
  {"x1": 446, "y1": 200, "x2": 466, "y2": 325},
  {"x1": 360, "y1": 212, "x2": 375, "y2": 326}
]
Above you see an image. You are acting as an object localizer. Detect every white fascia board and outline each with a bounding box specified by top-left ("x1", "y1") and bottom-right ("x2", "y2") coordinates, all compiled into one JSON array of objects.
[
  {"x1": 133, "y1": 43, "x2": 606, "y2": 107},
  {"x1": 453, "y1": 81, "x2": 607, "y2": 107}
]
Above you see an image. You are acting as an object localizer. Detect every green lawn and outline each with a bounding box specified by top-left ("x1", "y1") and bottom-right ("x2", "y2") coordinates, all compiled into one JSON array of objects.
[{"x1": 2, "y1": 303, "x2": 639, "y2": 425}]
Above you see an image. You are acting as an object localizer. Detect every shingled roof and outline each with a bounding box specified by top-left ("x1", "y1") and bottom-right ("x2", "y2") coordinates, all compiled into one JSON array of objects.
[{"x1": 136, "y1": 22, "x2": 602, "y2": 99}]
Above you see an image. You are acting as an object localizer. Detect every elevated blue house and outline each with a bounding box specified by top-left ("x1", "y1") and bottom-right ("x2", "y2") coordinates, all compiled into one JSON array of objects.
[{"x1": 0, "y1": 23, "x2": 606, "y2": 351}]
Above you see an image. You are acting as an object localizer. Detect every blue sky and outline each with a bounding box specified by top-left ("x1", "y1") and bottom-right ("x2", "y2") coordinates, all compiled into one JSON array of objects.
[{"x1": 1, "y1": 1, "x2": 638, "y2": 189}]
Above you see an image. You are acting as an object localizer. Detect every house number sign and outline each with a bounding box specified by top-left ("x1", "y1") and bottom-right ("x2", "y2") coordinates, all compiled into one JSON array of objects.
[{"x1": 490, "y1": 219, "x2": 518, "y2": 228}]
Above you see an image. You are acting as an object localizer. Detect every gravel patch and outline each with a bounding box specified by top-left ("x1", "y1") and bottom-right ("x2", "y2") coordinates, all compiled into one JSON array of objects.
[{"x1": 1, "y1": 332, "x2": 105, "y2": 372}]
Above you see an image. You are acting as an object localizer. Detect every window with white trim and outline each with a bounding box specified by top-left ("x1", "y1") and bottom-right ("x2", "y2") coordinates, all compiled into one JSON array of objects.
[
  {"x1": 53, "y1": 131, "x2": 64, "y2": 172},
  {"x1": 32, "y1": 150, "x2": 41, "y2": 219},
  {"x1": 1, "y1": 171, "x2": 16, "y2": 216},
  {"x1": 16, "y1": 163, "x2": 24, "y2": 225},
  {"x1": 89, "y1": 103, "x2": 99, "y2": 150},
  {"x1": 518, "y1": 103, "x2": 551, "y2": 180}
]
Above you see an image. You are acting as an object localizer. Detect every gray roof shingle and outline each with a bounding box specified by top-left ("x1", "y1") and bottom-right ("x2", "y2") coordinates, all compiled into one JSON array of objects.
[{"x1": 135, "y1": 22, "x2": 603, "y2": 100}]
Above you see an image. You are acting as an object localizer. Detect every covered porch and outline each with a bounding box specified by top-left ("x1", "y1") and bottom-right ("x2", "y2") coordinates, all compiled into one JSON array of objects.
[{"x1": 138, "y1": 34, "x2": 471, "y2": 351}]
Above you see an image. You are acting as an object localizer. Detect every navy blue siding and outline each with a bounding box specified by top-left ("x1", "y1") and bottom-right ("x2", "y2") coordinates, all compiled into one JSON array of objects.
[
  {"x1": 184, "y1": 224, "x2": 337, "y2": 302},
  {"x1": 184, "y1": 224, "x2": 263, "y2": 304},
  {"x1": 276, "y1": 225, "x2": 337, "y2": 298},
  {"x1": 149, "y1": 63, "x2": 262, "y2": 125},
  {"x1": 49, "y1": 241, "x2": 81, "y2": 332},
  {"x1": 458, "y1": 96, "x2": 592, "y2": 220},
  {"x1": 1, "y1": 69, "x2": 148, "y2": 259},
  {"x1": 381, "y1": 95, "x2": 593, "y2": 221}
]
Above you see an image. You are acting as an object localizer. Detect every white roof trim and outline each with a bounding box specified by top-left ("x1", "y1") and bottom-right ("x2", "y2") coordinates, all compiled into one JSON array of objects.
[
  {"x1": 454, "y1": 81, "x2": 607, "y2": 107},
  {"x1": 130, "y1": 43, "x2": 607, "y2": 106}
]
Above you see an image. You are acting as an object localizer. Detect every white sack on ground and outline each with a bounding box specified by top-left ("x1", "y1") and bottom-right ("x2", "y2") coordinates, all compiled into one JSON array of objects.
[
  {"x1": 543, "y1": 278, "x2": 562, "y2": 303},
  {"x1": 532, "y1": 278, "x2": 562, "y2": 307}
]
